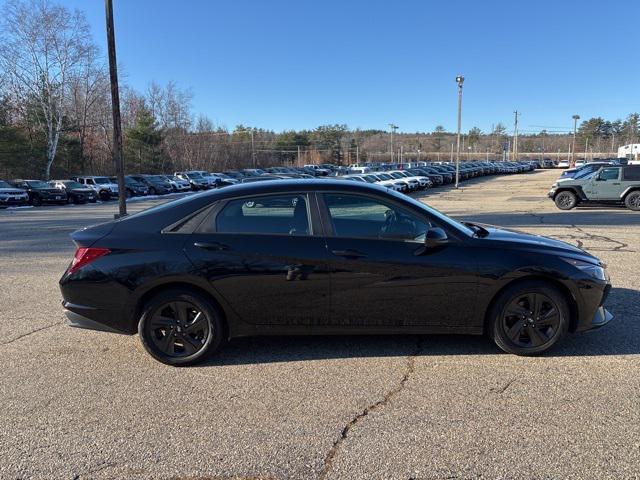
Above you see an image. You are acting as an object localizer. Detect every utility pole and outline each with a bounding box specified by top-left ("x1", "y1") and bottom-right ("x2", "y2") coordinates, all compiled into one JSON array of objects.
[
  {"x1": 250, "y1": 130, "x2": 256, "y2": 167},
  {"x1": 513, "y1": 110, "x2": 519, "y2": 161},
  {"x1": 455, "y1": 75, "x2": 464, "y2": 188},
  {"x1": 585, "y1": 137, "x2": 589, "y2": 163},
  {"x1": 356, "y1": 145, "x2": 359, "y2": 164},
  {"x1": 389, "y1": 124, "x2": 398, "y2": 163},
  {"x1": 105, "y1": 0, "x2": 126, "y2": 218},
  {"x1": 297, "y1": 145, "x2": 301, "y2": 167},
  {"x1": 571, "y1": 114, "x2": 580, "y2": 167},
  {"x1": 611, "y1": 132, "x2": 616, "y2": 155}
]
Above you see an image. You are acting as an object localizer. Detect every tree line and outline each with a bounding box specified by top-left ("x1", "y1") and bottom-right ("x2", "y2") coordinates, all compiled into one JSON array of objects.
[{"x1": 1, "y1": 0, "x2": 639, "y2": 181}]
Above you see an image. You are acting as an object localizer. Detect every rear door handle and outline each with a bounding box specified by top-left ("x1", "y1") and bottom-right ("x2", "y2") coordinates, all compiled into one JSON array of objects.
[
  {"x1": 194, "y1": 241, "x2": 229, "y2": 251},
  {"x1": 331, "y1": 249, "x2": 366, "y2": 259}
]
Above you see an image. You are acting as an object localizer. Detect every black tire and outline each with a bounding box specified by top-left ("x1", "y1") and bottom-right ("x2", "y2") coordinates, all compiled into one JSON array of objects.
[
  {"x1": 138, "y1": 289, "x2": 225, "y2": 366},
  {"x1": 624, "y1": 191, "x2": 640, "y2": 211},
  {"x1": 31, "y1": 195, "x2": 42, "y2": 206},
  {"x1": 148, "y1": 187, "x2": 157, "y2": 195},
  {"x1": 99, "y1": 190, "x2": 110, "y2": 201},
  {"x1": 67, "y1": 195, "x2": 74, "y2": 204},
  {"x1": 488, "y1": 280, "x2": 569, "y2": 356},
  {"x1": 554, "y1": 190, "x2": 577, "y2": 210},
  {"x1": 125, "y1": 189, "x2": 132, "y2": 199}
]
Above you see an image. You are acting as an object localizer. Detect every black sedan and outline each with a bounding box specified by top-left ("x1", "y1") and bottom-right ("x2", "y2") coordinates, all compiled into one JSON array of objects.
[
  {"x1": 11, "y1": 179, "x2": 67, "y2": 206},
  {"x1": 50, "y1": 180, "x2": 97, "y2": 204},
  {"x1": 60, "y1": 179, "x2": 613, "y2": 366}
]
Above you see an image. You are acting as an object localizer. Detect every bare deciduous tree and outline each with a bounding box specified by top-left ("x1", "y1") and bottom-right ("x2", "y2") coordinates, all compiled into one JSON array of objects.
[{"x1": 0, "y1": 0, "x2": 95, "y2": 179}]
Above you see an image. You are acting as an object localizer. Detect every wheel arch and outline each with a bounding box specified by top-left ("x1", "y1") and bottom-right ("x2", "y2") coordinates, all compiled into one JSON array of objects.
[
  {"x1": 621, "y1": 186, "x2": 640, "y2": 200},
  {"x1": 554, "y1": 186, "x2": 584, "y2": 201},
  {"x1": 483, "y1": 275, "x2": 579, "y2": 334},
  {"x1": 132, "y1": 281, "x2": 230, "y2": 340}
]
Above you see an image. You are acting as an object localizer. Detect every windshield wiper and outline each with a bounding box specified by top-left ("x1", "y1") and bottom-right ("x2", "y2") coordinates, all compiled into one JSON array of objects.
[{"x1": 462, "y1": 221, "x2": 489, "y2": 238}]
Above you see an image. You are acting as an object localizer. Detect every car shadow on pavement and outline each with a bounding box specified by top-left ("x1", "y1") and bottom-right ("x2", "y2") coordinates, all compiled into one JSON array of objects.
[{"x1": 198, "y1": 287, "x2": 640, "y2": 367}]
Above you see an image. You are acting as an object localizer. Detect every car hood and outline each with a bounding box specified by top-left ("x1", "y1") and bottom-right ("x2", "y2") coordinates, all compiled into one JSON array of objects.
[{"x1": 474, "y1": 224, "x2": 598, "y2": 262}]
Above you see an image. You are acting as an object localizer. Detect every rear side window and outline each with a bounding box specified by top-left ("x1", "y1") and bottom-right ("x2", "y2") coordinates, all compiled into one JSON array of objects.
[
  {"x1": 623, "y1": 166, "x2": 640, "y2": 181},
  {"x1": 214, "y1": 194, "x2": 310, "y2": 236}
]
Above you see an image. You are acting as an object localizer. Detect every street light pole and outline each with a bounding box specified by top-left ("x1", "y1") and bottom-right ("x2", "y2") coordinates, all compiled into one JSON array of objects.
[
  {"x1": 105, "y1": 0, "x2": 126, "y2": 218},
  {"x1": 455, "y1": 75, "x2": 464, "y2": 188},
  {"x1": 572, "y1": 114, "x2": 580, "y2": 167},
  {"x1": 389, "y1": 123, "x2": 398, "y2": 163}
]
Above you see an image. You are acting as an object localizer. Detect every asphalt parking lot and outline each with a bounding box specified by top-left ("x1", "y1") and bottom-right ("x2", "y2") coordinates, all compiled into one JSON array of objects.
[{"x1": 1, "y1": 169, "x2": 639, "y2": 479}]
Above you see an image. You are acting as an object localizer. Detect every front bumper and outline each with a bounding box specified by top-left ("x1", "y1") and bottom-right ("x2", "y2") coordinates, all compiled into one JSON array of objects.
[
  {"x1": 589, "y1": 306, "x2": 614, "y2": 330},
  {"x1": 0, "y1": 196, "x2": 29, "y2": 205}
]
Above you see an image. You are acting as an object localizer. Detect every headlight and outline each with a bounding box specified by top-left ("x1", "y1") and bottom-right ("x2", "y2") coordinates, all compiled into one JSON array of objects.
[{"x1": 561, "y1": 257, "x2": 607, "y2": 280}]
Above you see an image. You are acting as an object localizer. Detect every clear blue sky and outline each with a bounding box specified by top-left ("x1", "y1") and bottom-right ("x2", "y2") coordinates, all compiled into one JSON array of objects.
[{"x1": 48, "y1": 0, "x2": 640, "y2": 133}]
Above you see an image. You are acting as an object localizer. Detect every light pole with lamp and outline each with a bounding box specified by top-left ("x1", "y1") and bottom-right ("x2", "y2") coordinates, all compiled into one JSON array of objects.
[
  {"x1": 571, "y1": 114, "x2": 580, "y2": 167},
  {"x1": 389, "y1": 123, "x2": 398, "y2": 163},
  {"x1": 455, "y1": 75, "x2": 464, "y2": 188}
]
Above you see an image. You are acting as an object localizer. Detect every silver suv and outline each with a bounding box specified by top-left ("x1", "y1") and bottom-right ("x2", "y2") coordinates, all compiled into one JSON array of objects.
[{"x1": 548, "y1": 165, "x2": 640, "y2": 210}]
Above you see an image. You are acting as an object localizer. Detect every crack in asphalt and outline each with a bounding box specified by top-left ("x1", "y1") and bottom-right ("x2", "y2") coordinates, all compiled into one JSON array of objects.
[
  {"x1": 490, "y1": 378, "x2": 516, "y2": 394},
  {"x1": 0, "y1": 322, "x2": 61, "y2": 346},
  {"x1": 318, "y1": 339, "x2": 423, "y2": 480},
  {"x1": 551, "y1": 225, "x2": 633, "y2": 253}
]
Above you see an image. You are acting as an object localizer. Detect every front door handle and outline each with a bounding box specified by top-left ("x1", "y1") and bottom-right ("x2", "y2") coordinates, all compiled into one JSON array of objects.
[
  {"x1": 331, "y1": 249, "x2": 366, "y2": 259},
  {"x1": 612, "y1": 182, "x2": 620, "y2": 185},
  {"x1": 194, "y1": 241, "x2": 229, "y2": 251}
]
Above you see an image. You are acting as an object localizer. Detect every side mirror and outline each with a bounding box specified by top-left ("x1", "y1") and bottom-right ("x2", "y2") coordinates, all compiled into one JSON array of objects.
[{"x1": 425, "y1": 227, "x2": 448, "y2": 248}]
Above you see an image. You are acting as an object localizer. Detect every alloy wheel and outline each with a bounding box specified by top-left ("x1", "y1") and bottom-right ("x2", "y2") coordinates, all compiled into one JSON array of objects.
[
  {"x1": 501, "y1": 293, "x2": 561, "y2": 348},
  {"x1": 147, "y1": 301, "x2": 210, "y2": 357}
]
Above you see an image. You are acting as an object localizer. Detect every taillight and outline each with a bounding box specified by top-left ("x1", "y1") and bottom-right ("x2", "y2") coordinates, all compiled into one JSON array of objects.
[{"x1": 67, "y1": 247, "x2": 111, "y2": 274}]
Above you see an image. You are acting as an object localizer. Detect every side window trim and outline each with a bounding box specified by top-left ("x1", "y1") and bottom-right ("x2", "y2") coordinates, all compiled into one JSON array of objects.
[
  {"x1": 317, "y1": 190, "x2": 463, "y2": 243},
  {"x1": 196, "y1": 192, "x2": 320, "y2": 237},
  {"x1": 319, "y1": 191, "x2": 430, "y2": 242}
]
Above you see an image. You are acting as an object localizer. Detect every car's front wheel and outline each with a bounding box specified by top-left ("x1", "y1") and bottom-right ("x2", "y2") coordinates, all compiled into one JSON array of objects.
[
  {"x1": 138, "y1": 289, "x2": 225, "y2": 366},
  {"x1": 554, "y1": 190, "x2": 577, "y2": 210},
  {"x1": 624, "y1": 191, "x2": 640, "y2": 211},
  {"x1": 488, "y1": 280, "x2": 569, "y2": 355}
]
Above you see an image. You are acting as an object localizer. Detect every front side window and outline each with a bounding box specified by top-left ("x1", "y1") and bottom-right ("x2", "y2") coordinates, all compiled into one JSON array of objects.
[
  {"x1": 214, "y1": 194, "x2": 310, "y2": 236},
  {"x1": 324, "y1": 194, "x2": 429, "y2": 241},
  {"x1": 599, "y1": 168, "x2": 620, "y2": 181}
]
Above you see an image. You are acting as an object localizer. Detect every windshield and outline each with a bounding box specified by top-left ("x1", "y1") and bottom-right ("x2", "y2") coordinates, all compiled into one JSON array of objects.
[
  {"x1": 63, "y1": 181, "x2": 84, "y2": 188},
  {"x1": 27, "y1": 181, "x2": 50, "y2": 188},
  {"x1": 93, "y1": 177, "x2": 111, "y2": 184},
  {"x1": 0, "y1": 180, "x2": 13, "y2": 188},
  {"x1": 575, "y1": 169, "x2": 599, "y2": 180},
  {"x1": 188, "y1": 172, "x2": 203, "y2": 179}
]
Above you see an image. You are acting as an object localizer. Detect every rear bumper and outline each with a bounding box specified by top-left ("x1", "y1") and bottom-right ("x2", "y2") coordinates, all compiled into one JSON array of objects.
[
  {"x1": 64, "y1": 308, "x2": 127, "y2": 334},
  {"x1": 62, "y1": 300, "x2": 132, "y2": 334}
]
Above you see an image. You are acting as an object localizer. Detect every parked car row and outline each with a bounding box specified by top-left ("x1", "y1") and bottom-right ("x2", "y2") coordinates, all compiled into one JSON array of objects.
[{"x1": 1, "y1": 160, "x2": 538, "y2": 208}]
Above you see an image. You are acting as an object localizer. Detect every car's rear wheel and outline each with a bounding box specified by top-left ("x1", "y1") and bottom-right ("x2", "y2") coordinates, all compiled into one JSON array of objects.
[
  {"x1": 138, "y1": 289, "x2": 224, "y2": 366},
  {"x1": 554, "y1": 190, "x2": 577, "y2": 210},
  {"x1": 31, "y1": 195, "x2": 42, "y2": 206},
  {"x1": 624, "y1": 191, "x2": 640, "y2": 211},
  {"x1": 99, "y1": 190, "x2": 110, "y2": 201},
  {"x1": 488, "y1": 281, "x2": 569, "y2": 355},
  {"x1": 148, "y1": 187, "x2": 157, "y2": 195}
]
